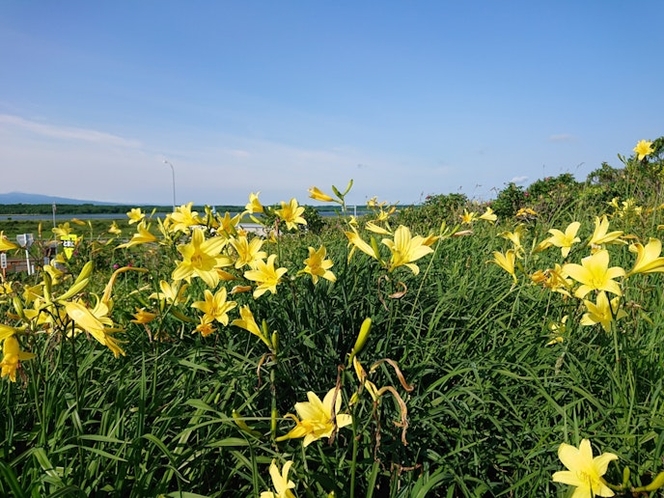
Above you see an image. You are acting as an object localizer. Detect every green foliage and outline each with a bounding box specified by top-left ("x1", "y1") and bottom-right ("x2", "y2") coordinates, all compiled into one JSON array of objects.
[
  {"x1": 3, "y1": 138, "x2": 664, "y2": 496},
  {"x1": 396, "y1": 192, "x2": 467, "y2": 230},
  {"x1": 491, "y1": 182, "x2": 526, "y2": 218}
]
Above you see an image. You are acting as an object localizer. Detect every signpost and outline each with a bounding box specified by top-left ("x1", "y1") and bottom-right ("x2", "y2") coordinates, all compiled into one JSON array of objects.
[{"x1": 16, "y1": 233, "x2": 35, "y2": 275}]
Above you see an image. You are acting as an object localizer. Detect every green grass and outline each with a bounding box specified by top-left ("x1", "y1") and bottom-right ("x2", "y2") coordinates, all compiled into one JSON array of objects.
[{"x1": 2, "y1": 183, "x2": 664, "y2": 496}]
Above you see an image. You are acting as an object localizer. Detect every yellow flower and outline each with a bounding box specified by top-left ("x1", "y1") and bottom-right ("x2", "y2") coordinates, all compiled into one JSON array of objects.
[
  {"x1": 301, "y1": 246, "x2": 336, "y2": 284},
  {"x1": 459, "y1": 209, "x2": 477, "y2": 225},
  {"x1": 131, "y1": 308, "x2": 157, "y2": 324},
  {"x1": 627, "y1": 238, "x2": 664, "y2": 276},
  {"x1": 491, "y1": 250, "x2": 517, "y2": 283},
  {"x1": 382, "y1": 225, "x2": 434, "y2": 275},
  {"x1": 275, "y1": 198, "x2": 307, "y2": 231},
  {"x1": 633, "y1": 139, "x2": 654, "y2": 160},
  {"x1": 546, "y1": 315, "x2": 568, "y2": 345},
  {"x1": 126, "y1": 208, "x2": 145, "y2": 225},
  {"x1": 260, "y1": 460, "x2": 296, "y2": 498},
  {"x1": 231, "y1": 305, "x2": 272, "y2": 348},
  {"x1": 546, "y1": 222, "x2": 581, "y2": 258},
  {"x1": 552, "y1": 438, "x2": 617, "y2": 497},
  {"x1": 216, "y1": 211, "x2": 242, "y2": 237},
  {"x1": 117, "y1": 221, "x2": 158, "y2": 249},
  {"x1": 365, "y1": 221, "x2": 391, "y2": 235},
  {"x1": 563, "y1": 250, "x2": 625, "y2": 299},
  {"x1": 64, "y1": 300, "x2": 125, "y2": 357},
  {"x1": 276, "y1": 388, "x2": 353, "y2": 447},
  {"x1": 580, "y1": 292, "x2": 627, "y2": 333},
  {"x1": 308, "y1": 186, "x2": 334, "y2": 202},
  {"x1": 352, "y1": 356, "x2": 379, "y2": 401},
  {"x1": 244, "y1": 254, "x2": 288, "y2": 298},
  {"x1": 191, "y1": 288, "x2": 237, "y2": 326},
  {"x1": 345, "y1": 227, "x2": 381, "y2": 262},
  {"x1": 588, "y1": 215, "x2": 624, "y2": 250},
  {"x1": 230, "y1": 235, "x2": 267, "y2": 269},
  {"x1": 149, "y1": 280, "x2": 189, "y2": 305},
  {"x1": 245, "y1": 192, "x2": 264, "y2": 214},
  {"x1": 168, "y1": 202, "x2": 203, "y2": 234},
  {"x1": 500, "y1": 226, "x2": 525, "y2": 256},
  {"x1": 1, "y1": 335, "x2": 36, "y2": 382},
  {"x1": 195, "y1": 317, "x2": 216, "y2": 337},
  {"x1": 52, "y1": 222, "x2": 73, "y2": 238},
  {"x1": 516, "y1": 207, "x2": 538, "y2": 219},
  {"x1": 479, "y1": 207, "x2": 497, "y2": 223},
  {"x1": 172, "y1": 229, "x2": 232, "y2": 288},
  {"x1": 108, "y1": 221, "x2": 122, "y2": 236},
  {"x1": 0, "y1": 231, "x2": 18, "y2": 251}
]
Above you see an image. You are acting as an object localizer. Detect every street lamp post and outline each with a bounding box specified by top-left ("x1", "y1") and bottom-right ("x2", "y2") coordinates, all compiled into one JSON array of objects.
[{"x1": 163, "y1": 160, "x2": 177, "y2": 211}]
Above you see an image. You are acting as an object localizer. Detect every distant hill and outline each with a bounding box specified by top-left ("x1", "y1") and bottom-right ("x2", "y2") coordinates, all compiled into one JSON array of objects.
[{"x1": 0, "y1": 192, "x2": 120, "y2": 205}]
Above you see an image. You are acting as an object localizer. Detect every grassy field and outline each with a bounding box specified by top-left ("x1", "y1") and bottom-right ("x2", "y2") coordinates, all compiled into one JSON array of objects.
[{"x1": 2, "y1": 141, "x2": 664, "y2": 497}]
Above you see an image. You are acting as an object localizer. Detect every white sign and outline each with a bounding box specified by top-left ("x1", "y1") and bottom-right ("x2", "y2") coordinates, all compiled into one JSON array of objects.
[
  {"x1": 0, "y1": 253, "x2": 6, "y2": 269},
  {"x1": 16, "y1": 233, "x2": 34, "y2": 248}
]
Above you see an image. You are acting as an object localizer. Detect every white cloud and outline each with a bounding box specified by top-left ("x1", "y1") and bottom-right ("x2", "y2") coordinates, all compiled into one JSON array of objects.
[
  {"x1": 0, "y1": 114, "x2": 141, "y2": 148},
  {"x1": 511, "y1": 176, "x2": 528, "y2": 184}
]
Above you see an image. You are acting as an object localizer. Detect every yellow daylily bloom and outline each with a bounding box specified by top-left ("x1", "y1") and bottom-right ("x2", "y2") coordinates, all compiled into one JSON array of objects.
[
  {"x1": 382, "y1": 225, "x2": 434, "y2": 275},
  {"x1": 245, "y1": 192, "x2": 264, "y2": 214},
  {"x1": 168, "y1": 202, "x2": 203, "y2": 234},
  {"x1": 627, "y1": 238, "x2": 664, "y2": 275},
  {"x1": 216, "y1": 211, "x2": 242, "y2": 237},
  {"x1": 365, "y1": 221, "x2": 391, "y2": 235},
  {"x1": 131, "y1": 308, "x2": 157, "y2": 324},
  {"x1": 546, "y1": 315, "x2": 568, "y2": 346},
  {"x1": 230, "y1": 235, "x2": 267, "y2": 269},
  {"x1": 52, "y1": 222, "x2": 73, "y2": 238},
  {"x1": 563, "y1": 250, "x2": 625, "y2": 298},
  {"x1": 244, "y1": 254, "x2": 288, "y2": 298},
  {"x1": 191, "y1": 288, "x2": 237, "y2": 326},
  {"x1": 515, "y1": 207, "x2": 538, "y2": 219},
  {"x1": 0, "y1": 231, "x2": 18, "y2": 251},
  {"x1": 500, "y1": 226, "x2": 525, "y2": 257},
  {"x1": 275, "y1": 198, "x2": 307, "y2": 231},
  {"x1": 195, "y1": 317, "x2": 216, "y2": 337},
  {"x1": 108, "y1": 221, "x2": 122, "y2": 235},
  {"x1": 460, "y1": 209, "x2": 477, "y2": 225},
  {"x1": 479, "y1": 207, "x2": 497, "y2": 223},
  {"x1": 231, "y1": 305, "x2": 272, "y2": 348},
  {"x1": 260, "y1": 460, "x2": 296, "y2": 498},
  {"x1": 588, "y1": 215, "x2": 624, "y2": 251},
  {"x1": 64, "y1": 300, "x2": 125, "y2": 357},
  {"x1": 276, "y1": 387, "x2": 353, "y2": 447},
  {"x1": 345, "y1": 227, "x2": 381, "y2": 262},
  {"x1": 308, "y1": 186, "x2": 334, "y2": 202},
  {"x1": 552, "y1": 438, "x2": 617, "y2": 497},
  {"x1": 491, "y1": 250, "x2": 517, "y2": 283},
  {"x1": 546, "y1": 221, "x2": 581, "y2": 258},
  {"x1": 300, "y1": 246, "x2": 336, "y2": 284},
  {"x1": 531, "y1": 264, "x2": 573, "y2": 297},
  {"x1": 1, "y1": 335, "x2": 36, "y2": 382},
  {"x1": 149, "y1": 280, "x2": 189, "y2": 305},
  {"x1": 172, "y1": 229, "x2": 232, "y2": 288},
  {"x1": 126, "y1": 208, "x2": 145, "y2": 224},
  {"x1": 117, "y1": 221, "x2": 158, "y2": 249},
  {"x1": 580, "y1": 292, "x2": 627, "y2": 333},
  {"x1": 352, "y1": 356, "x2": 379, "y2": 401},
  {"x1": 633, "y1": 139, "x2": 654, "y2": 160}
]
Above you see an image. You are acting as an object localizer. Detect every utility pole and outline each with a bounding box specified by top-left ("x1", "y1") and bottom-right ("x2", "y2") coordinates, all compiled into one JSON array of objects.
[{"x1": 163, "y1": 160, "x2": 177, "y2": 211}]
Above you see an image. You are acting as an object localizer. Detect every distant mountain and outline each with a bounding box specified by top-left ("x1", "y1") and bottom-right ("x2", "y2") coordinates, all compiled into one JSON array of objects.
[{"x1": 0, "y1": 192, "x2": 120, "y2": 205}]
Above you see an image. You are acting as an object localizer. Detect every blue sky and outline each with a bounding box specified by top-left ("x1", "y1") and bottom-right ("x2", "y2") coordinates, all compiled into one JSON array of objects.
[{"x1": 1, "y1": 1, "x2": 662, "y2": 206}]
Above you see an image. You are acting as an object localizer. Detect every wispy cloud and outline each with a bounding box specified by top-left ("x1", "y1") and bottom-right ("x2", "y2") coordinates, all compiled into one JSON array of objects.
[
  {"x1": 548, "y1": 133, "x2": 575, "y2": 143},
  {"x1": 511, "y1": 176, "x2": 528, "y2": 184},
  {"x1": 0, "y1": 114, "x2": 141, "y2": 148}
]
